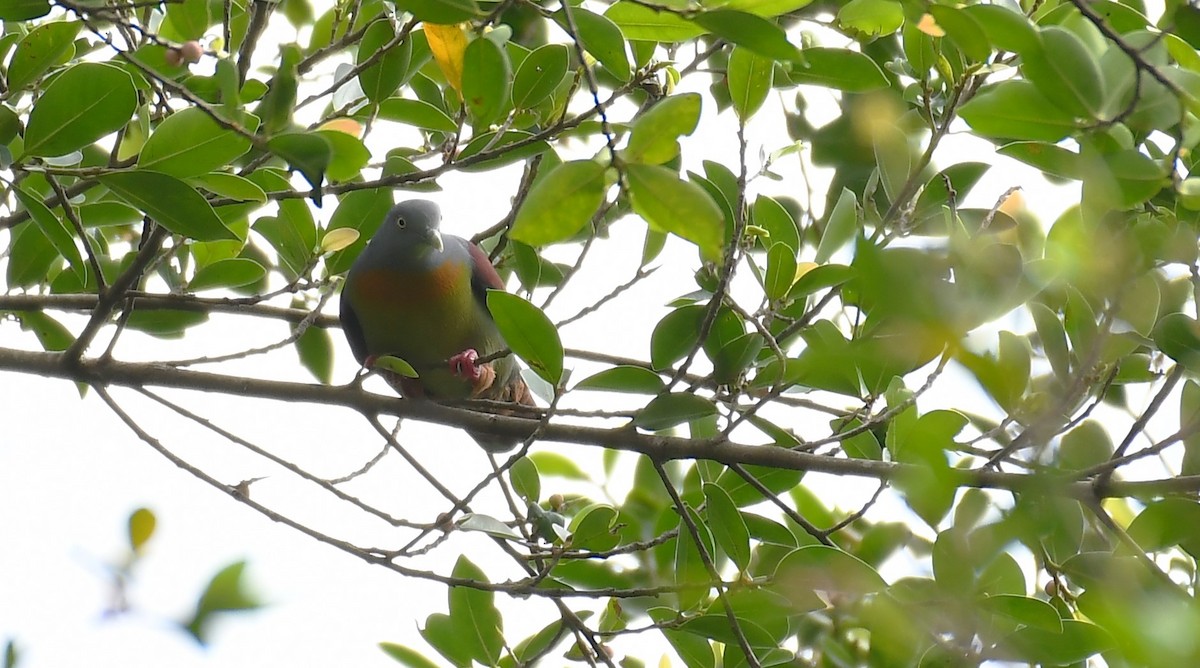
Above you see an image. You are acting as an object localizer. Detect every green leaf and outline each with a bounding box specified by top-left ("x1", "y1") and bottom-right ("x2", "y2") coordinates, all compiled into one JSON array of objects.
[
  {"x1": 267, "y1": 132, "x2": 332, "y2": 192},
  {"x1": 703, "y1": 483, "x2": 751, "y2": 570},
  {"x1": 0, "y1": 0, "x2": 49, "y2": 20},
  {"x1": 786, "y1": 263, "x2": 854, "y2": 299},
  {"x1": 510, "y1": 160, "x2": 606, "y2": 246},
  {"x1": 324, "y1": 187, "x2": 393, "y2": 275},
  {"x1": 959, "y1": 80, "x2": 1079, "y2": 141},
  {"x1": 6, "y1": 20, "x2": 79, "y2": 92},
  {"x1": 378, "y1": 98, "x2": 458, "y2": 132},
  {"x1": 653, "y1": 613, "x2": 717, "y2": 668},
  {"x1": 421, "y1": 613, "x2": 474, "y2": 666},
  {"x1": 902, "y1": 21, "x2": 937, "y2": 75},
  {"x1": 727, "y1": 45, "x2": 773, "y2": 120},
  {"x1": 15, "y1": 310, "x2": 75, "y2": 352},
  {"x1": 764, "y1": 242, "x2": 796, "y2": 301},
  {"x1": 651, "y1": 304, "x2": 705, "y2": 370},
  {"x1": 22, "y1": 62, "x2": 137, "y2": 158},
  {"x1": 713, "y1": 331, "x2": 763, "y2": 385},
  {"x1": 839, "y1": 419, "x2": 882, "y2": 460},
  {"x1": 457, "y1": 130, "x2": 550, "y2": 171},
  {"x1": 1105, "y1": 149, "x2": 1167, "y2": 208},
  {"x1": 508, "y1": 619, "x2": 569, "y2": 666},
  {"x1": 787, "y1": 47, "x2": 888, "y2": 91},
  {"x1": 1021, "y1": 27, "x2": 1105, "y2": 119},
  {"x1": 604, "y1": 2, "x2": 704, "y2": 42},
  {"x1": 814, "y1": 187, "x2": 857, "y2": 264},
  {"x1": 714, "y1": 463, "x2": 804, "y2": 508},
  {"x1": 932, "y1": 528, "x2": 974, "y2": 591},
  {"x1": 379, "y1": 642, "x2": 441, "y2": 668},
  {"x1": 138, "y1": 107, "x2": 255, "y2": 177},
  {"x1": 191, "y1": 172, "x2": 268, "y2": 203},
  {"x1": 997, "y1": 141, "x2": 1083, "y2": 179},
  {"x1": 837, "y1": 0, "x2": 903, "y2": 37},
  {"x1": 873, "y1": 125, "x2": 909, "y2": 203},
  {"x1": 448, "y1": 556, "x2": 503, "y2": 665},
  {"x1": 461, "y1": 37, "x2": 511, "y2": 128},
  {"x1": 163, "y1": 0, "x2": 210, "y2": 40},
  {"x1": 394, "y1": 0, "x2": 479, "y2": 24},
  {"x1": 511, "y1": 43, "x2": 568, "y2": 109},
  {"x1": 1182, "y1": 380, "x2": 1200, "y2": 476},
  {"x1": 566, "y1": 8, "x2": 630, "y2": 81},
  {"x1": 189, "y1": 257, "x2": 265, "y2": 291},
  {"x1": 752, "y1": 195, "x2": 799, "y2": 252},
  {"x1": 772, "y1": 545, "x2": 886, "y2": 602},
  {"x1": 296, "y1": 325, "x2": 334, "y2": 384},
  {"x1": 635, "y1": 393, "x2": 717, "y2": 430},
  {"x1": 76, "y1": 202, "x2": 141, "y2": 228},
  {"x1": 486, "y1": 291, "x2": 564, "y2": 385},
  {"x1": 569, "y1": 504, "x2": 620, "y2": 551},
  {"x1": 1154, "y1": 313, "x2": 1200, "y2": 371},
  {"x1": 962, "y1": 4, "x2": 1038, "y2": 54},
  {"x1": 625, "y1": 92, "x2": 702, "y2": 165},
  {"x1": 358, "y1": 19, "x2": 411, "y2": 103},
  {"x1": 677, "y1": 614, "x2": 780, "y2": 653},
  {"x1": 509, "y1": 456, "x2": 540, "y2": 502},
  {"x1": 673, "y1": 508, "x2": 715, "y2": 610},
  {"x1": 0, "y1": 105, "x2": 19, "y2": 145},
  {"x1": 183, "y1": 561, "x2": 262, "y2": 643},
  {"x1": 316, "y1": 129, "x2": 370, "y2": 182},
  {"x1": 692, "y1": 11, "x2": 799, "y2": 61},
  {"x1": 509, "y1": 240, "x2": 565, "y2": 288},
  {"x1": 998, "y1": 620, "x2": 1113, "y2": 665},
  {"x1": 7, "y1": 225, "x2": 61, "y2": 289},
  {"x1": 722, "y1": 0, "x2": 811, "y2": 14},
  {"x1": 528, "y1": 451, "x2": 589, "y2": 480},
  {"x1": 1029, "y1": 302, "x2": 1071, "y2": 381},
  {"x1": 14, "y1": 185, "x2": 84, "y2": 281},
  {"x1": 1126, "y1": 498, "x2": 1200, "y2": 558},
  {"x1": 911, "y1": 162, "x2": 990, "y2": 229},
  {"x1": 627, "y1": 163, "x2": 724, "y2": 262},
  {"x1": 743, "y1": 512, "x2": 797, "y2": 547},
  {"x1": 127, "y1": 507, "x2": 157, "y2": 553},
  {"x1": 98, "y1": 170, "x2": 236, "y2": 241},
  {"x1": 928, "y1": 5, "x2": 990, "y2": 63},
  {"x1": 574, "y1": 365, "x2": 665, "y2": 394}
]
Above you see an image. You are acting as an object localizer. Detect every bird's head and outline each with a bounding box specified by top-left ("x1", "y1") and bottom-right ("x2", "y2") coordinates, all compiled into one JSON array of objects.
[{"x1": 369, "y1": 200, "x2": 445, "y2": 258}]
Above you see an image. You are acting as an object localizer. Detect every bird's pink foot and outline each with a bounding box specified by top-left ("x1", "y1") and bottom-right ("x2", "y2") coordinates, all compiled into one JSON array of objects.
[{"x1": 449, "y1": 349, "x2": 496, "y2": 397}]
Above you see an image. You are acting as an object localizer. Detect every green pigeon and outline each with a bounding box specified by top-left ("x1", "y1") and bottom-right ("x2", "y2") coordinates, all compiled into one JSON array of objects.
[{"x1": 339, "y1": 200, "x2": 534, "y2": 451}]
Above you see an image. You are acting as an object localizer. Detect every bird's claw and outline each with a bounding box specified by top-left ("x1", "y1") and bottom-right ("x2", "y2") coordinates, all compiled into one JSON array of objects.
[
  {"x1": 449, "y1": 349, "x2": 481, "y2": 380},
  {"x1": 449, "y1": 349, "x2": 495, "y2": 397}
]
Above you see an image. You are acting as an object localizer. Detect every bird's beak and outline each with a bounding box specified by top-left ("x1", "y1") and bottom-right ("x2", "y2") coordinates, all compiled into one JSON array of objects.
[{"x1": 427, "y1": 228, "x2": 444, "y2": 253}]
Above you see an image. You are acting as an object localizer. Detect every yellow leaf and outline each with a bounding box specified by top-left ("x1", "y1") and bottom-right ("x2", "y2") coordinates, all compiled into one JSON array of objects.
[
  {"x1": 998, "y1": 188, "x2": 1025, "y2": 217},
  {"x1": 320, "y1": 227, "x2": 359, "y2": 252},
  {"x1": 917, "y1": 13, "x2": 945, "y2": 37},
  {"x1": 425, "y1": 23, "x2": 467, "y2": 94},
  {"x1": 318, "y1": 117, "x2": 363, "y2": 137},
  {"x1": 795, "y1": 261, "x2": 818, "y2": 281}
]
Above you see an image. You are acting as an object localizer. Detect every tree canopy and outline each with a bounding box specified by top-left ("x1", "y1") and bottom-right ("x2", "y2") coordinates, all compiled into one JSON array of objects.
[{"x1": 4, "y1": 0, "x2": 1200, "y2": 665}]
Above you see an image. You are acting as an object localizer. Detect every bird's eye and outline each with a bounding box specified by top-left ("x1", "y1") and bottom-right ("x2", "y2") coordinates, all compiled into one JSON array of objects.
[{"x1": 396, "y1": 217, "x2": 407, "y2": 229}]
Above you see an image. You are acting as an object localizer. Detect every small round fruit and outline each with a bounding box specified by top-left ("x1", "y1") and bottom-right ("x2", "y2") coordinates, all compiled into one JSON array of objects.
[{"x1": 179, "y1": 40, "x2": 203, "y2": 64}]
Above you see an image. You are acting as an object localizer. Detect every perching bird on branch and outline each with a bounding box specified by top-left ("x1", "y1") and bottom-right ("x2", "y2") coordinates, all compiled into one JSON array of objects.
[{"x1": 339, "y1": 200, "x2": 534, "y2": 451}]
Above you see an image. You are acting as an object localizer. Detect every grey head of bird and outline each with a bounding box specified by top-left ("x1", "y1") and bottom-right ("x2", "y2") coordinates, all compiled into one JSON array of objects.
[{"x1": 362, "y1": 200, "x2": 446, "y2": 264}]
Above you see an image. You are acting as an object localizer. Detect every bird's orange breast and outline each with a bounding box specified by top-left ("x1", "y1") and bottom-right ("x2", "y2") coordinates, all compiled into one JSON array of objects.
[
  {"x1": 345, "y1": 260, "x2": 477, "y2": 366},
  {"x1": 351, "y1": 259, "x2": 463, "y2": 307}
]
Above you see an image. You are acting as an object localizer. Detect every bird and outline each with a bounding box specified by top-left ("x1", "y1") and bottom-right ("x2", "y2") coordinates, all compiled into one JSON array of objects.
[{"x1": 339, "y1": 199, "x2": 534, "y2": 451}]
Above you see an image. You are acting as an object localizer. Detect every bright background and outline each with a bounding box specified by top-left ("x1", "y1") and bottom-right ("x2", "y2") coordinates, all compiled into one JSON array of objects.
[{"x1": 0, "y1": 4, "x2": 1091, "y2": 665}]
